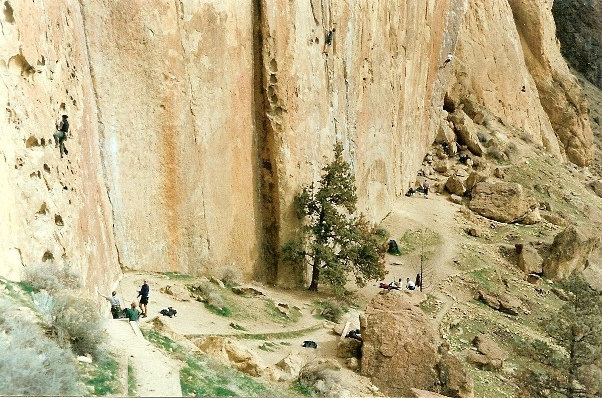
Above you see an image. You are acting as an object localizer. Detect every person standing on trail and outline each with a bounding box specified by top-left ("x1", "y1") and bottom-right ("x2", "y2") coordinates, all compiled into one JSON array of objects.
[
  {"x1": 137, "y1": 280, "x2": 149, "y2": 318},
  {"x1": 422, "y1": 179, "x2": 430, "y2": 198},
  {"x1": 53, "y1": 114, "x2": 69, "y2": 158},
  {"x1": 98, "y1": 290, "x2": 122, "y2": 319}
]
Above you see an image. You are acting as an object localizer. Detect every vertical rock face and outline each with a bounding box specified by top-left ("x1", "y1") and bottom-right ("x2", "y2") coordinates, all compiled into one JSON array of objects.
[
  {"x1": 553, "y1": 0, "x2": 602, "y2": 89},
  {"x1": 0, "y1": 1, "x2": 120, "y2": 288},
  {"x1": 257, "y1": 0, "x2": 467, "y2": 284},
  {"x1": 509, "y1": 0, "x2": 593, "y2": 167},
  {"x1": 80, "y1": 1, "x2": 259, "y2": 277},
  {"x1": 0, "y1": 1, "x2": 595, "y2": 290},
  {"x1": 448, "y1": 0, "x2": 594, "y2": 166}
]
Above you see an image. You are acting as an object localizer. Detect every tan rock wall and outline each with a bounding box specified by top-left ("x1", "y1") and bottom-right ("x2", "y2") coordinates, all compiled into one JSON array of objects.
[
  {"x1": 0, "y1": 1, "x2": 120, "y2": 290},
  {"x1": 80, "y1": 1, "x2": 259, "y2": 277},
  {"x1": 258, "y1": 0, "x2": 467, "y2": 284},
  {"x1": 447, "y1": 0, "x2": 562, "y2": 155}
]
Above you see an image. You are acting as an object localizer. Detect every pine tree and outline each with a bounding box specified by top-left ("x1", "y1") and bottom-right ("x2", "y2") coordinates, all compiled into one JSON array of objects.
[{"x1": 282, "y1": 143, "x2": 387, "y2": 294}]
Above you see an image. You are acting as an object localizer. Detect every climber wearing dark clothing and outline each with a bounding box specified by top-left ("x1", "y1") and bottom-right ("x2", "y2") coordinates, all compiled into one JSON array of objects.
[{"x1": 53, "y1": 115, "x2": 69, "y2": 158}]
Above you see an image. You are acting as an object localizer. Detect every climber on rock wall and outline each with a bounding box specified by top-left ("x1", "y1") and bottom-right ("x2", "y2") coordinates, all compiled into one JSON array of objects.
[{"x1": 53, "y1": 114, "x2": 69, "y2": 158}]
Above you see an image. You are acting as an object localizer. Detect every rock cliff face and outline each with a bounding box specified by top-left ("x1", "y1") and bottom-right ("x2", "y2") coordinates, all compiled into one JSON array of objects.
[
  {"x1": 0, "y1": 1, "x2": 594, "y2": 290},
  {"x1": 448, "y1": 0, "x2": 593, "y2": 166},
  {"x1": 553, "y1": 0, "x2": 602, "y2": 89},
  {"x1": 0, "y1": 1, "x2": 120, "y2": 290}
]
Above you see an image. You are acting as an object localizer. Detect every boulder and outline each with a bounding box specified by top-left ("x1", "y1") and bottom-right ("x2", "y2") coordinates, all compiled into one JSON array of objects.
[
  {"x1": 337, "y1": 338, "x2": 362, "y2": 359},
  {"x1": 449, "y1": 195, "x2": 463, "y2": 205},
  {"x1": 468, "y1": 182, "x2": 540, "y2": 224},
  {"x1": 471, "y1": 335, "x2": 507, "y2": 370},
  {"x1": 445, "y1": 176, "x2": 466, "y2": 196},
  {"x1": 477, "y1": 290, "x2": 519, "y2": 316},
  {"x1": 541, "y1": 211, "x2": 567, "y2": 227},
  {"x1": 543, "y1": 226, "x2": 601, "y2": 280},
  {"x1": 437, "y1": 349, "x2": 474, "y2": 398},
  {"x1": 360, "y1": 294, "x2": 439, "y2": 397},
  {"x1": 464, "y1": 172, "x2": 487, "y2": 191},
  {"x1": 345, "y1": 357, "x2": 359, "y2": 370},
  {"x1": 433, "y1": 160, "x2": 450, "y2": 174},
  {"x1": 465, "y1": 227, "x2": 483, "y2": 238},
  {"x1": 159, "y1": 284, "x2": 191, "y2": 301},
  {"x1": 195, "y1": 336, "x2": 268, "y2": 377},
  {"x1": 526, "y1": 274, "x2": 542, "y2": 284},
  {"x1": 493, "y1": 167, "x2": 505, "y2": 179},
  {"x1": 515, "y1": 243, "x2": 543, "y2": 274},
  {"x1": 435, "y1": 120, "x2": 456, "y2": 145},
  {"x1": 275, "y1": 351, "x2": 305, "y2": 381},
  {"x1": 448, "y1": 110, "x2": 485, "y2": 156}
]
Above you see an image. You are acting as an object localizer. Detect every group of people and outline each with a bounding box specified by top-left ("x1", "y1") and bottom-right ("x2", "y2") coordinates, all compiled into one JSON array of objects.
[
  {"x1": 98, "y1": 280, "x2": 150, "y2": 321},
  {"x1": 380, "y1": 274, "x2": 422, "y2": 291},
  {"x1": 405, "y1": 179, "x2": 430, "y2": 198}
]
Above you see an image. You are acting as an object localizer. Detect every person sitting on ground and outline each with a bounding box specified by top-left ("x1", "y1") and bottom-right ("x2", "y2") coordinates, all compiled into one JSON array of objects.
[
  {"x1": 53, "y1": 114, "x2": 69, "y2": 158},
  {"x1": 406, "y1": 277, "x2": 416, "y2": 291},
  {"x1": 98, "y1": 290, "x2": 122, "y2": 319},
  {"x1": 124, "y1": 302, "x2": 141, "y2": 322},
  {"x1": 388, "y1": 280, "x2": 401, "y2": 291},
  {"x1": 405, "y1": 187, "x2": 417, "y2": 197}
]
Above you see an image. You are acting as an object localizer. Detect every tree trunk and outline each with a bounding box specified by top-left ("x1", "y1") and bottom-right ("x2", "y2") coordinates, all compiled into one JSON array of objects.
[{"x1": 308, "y1": 265, "x2": 320, "y2": 291}]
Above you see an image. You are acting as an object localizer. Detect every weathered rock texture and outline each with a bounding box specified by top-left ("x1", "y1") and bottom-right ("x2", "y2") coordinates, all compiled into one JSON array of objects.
[
  {"x1": 469, "y1": 182, "x2": 540, "y2": 224},
  {"x1": 448, "y1": 0, "x2": 593, "y2": 166},
  {"x1": 542, "y1": 226, "x2": 601, "y2": 280},
  {"x1": 360, "y1": 293, "x2": 440, "y2": 396},
  {"x1": 553, "y1": 0, "x2": 602, "y2": 89},
  {"x1": 0, "y1": 1, "x2": 595, "y2": 291},
  {"x1": 0, "y1": 1, "x2": 120, "y2": 291}
]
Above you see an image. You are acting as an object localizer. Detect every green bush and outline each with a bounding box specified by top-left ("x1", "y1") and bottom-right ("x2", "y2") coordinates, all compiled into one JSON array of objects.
[
  {"x1": 51, "y1": 295, "x2": 105, "y2": 356},
  {"x1": 314, "y1": 300, "x2": 344, "y2": 323},
  {"x1": 0, "y1": 302, "x2": 84, "y2": 396},
  {"x1": 219, "y1": 266, "x2": 241, "y2": 286},
  {"x1": 24, "y1": 263, "x2": 81, "y2": 293}
]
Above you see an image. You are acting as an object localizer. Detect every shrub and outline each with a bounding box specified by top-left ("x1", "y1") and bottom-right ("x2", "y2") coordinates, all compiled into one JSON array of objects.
[
  {"x1": 297, "y1": 363, "x2": 341, "y2": 397},
  {"x1": 0, "y1": 302, "x2": 84, "y2": 396},
  {"x1": 206, "y1": 291, "x2": 225, "y2": 310},
  {"x1": 219, "y1": 266, "x2": 241, "y2": 286},
  {"x1": 50, "y1": 295, "x2": 105, "y2": 356},
  {"x1": 24, "y1": 263, "x2": 81, "y2": 293},
  {"x1": 315, "y1": 300, "x2": 344, "y2": 323}
]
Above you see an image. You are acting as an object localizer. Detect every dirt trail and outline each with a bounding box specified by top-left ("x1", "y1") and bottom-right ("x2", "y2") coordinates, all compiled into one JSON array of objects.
[{"x1": 104, "y1": 318, "x2": 182, "y2": 397}]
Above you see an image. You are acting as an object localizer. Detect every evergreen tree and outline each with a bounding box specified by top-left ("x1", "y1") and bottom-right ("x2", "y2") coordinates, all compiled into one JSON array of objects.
[{"x1": 282, "y1": 143, "x2": 386, "y2": 294}]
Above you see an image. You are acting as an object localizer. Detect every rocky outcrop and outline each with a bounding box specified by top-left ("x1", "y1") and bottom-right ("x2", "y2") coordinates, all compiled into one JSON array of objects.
[
  {"x1": 469, "y1": 182, "x2": 540, "y2": 224},
  {"x1": 509, "y1": 0, "x2": 593, "y2": 166},
  {"x1": 447, "y1": 111, "x2": 484, "y2": 156},
  {"x1": 542, "y1": 226, "x2": 601, "y2": 280},
  {"x1": 553, "y1": 0, "x2": 602, "y2": 89},
  {"x1": 360, "y1": 293, "x2": 472, "y2": 398},
  {"x1": 448, "y1": 0, "x2": 594, "y2": 166},
  {"x1": 466, "y1": 335, "x2": 508, "y2": 371},
  {"x1": 195, "y1": 336, "x2": 268, "y2": 377},
  {"x1": 515, "y1": 243, "x2": 543, "y2": 274}
]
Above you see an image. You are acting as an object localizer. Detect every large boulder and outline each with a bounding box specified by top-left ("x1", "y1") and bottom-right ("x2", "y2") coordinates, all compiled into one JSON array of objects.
[
  {"x1": 464, "y1": 171, "x2": 487, "y2": 191},
  {"x1": 515, "y1": 243, "x2": 543, "y2": 274},
  {"x1": 469, "y1": 182, "x2": 540, "y2": 224},
  {"x1": 435, "y1": 119, "x2": 457, "y2": 145},
  {"x1": 542, "y1": 226, "x2": 601, "y2": 280},
  {"x1": 437, "y1": 349, "x2": 474, "y2": 398},
  {"x1": 445, "y1": 176, "x2": 466, "y2": 196},
  {"x1": 448, "y1": 110, "x2": 485, "y2": 156},
  {"x1": 466, "y1": 335, "x2": 508, "y2": 371},
  {"x1": 275, "y1": 351, "x2": 305, "y2": 381},
  {"x1": 337, "y1": 338, "x2": 362, "y2": 359},
  {"x1": 360, "y1": 294, "x2": 440, "y2": 397},
  {"x1": 195, "y1": 336, "x2": 268, "y2": 377}
]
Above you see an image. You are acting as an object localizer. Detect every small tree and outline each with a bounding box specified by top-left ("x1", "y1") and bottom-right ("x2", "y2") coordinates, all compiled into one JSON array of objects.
[{"x1": 282, "y1": 143, "x2": 386, "y2": 294}]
